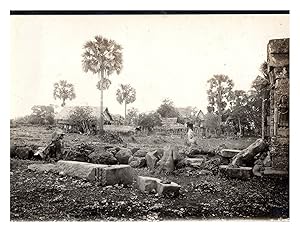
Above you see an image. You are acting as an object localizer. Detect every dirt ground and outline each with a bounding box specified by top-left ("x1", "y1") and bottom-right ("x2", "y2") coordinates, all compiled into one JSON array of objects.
[{"x1": 10, "y1": 125, "x2": 289, "y2": 221}]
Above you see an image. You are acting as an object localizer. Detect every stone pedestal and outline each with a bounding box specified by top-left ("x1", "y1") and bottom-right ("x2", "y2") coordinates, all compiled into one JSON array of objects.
[{"x1": 267, "y1": 38, "x2": 289, "y2": 172}]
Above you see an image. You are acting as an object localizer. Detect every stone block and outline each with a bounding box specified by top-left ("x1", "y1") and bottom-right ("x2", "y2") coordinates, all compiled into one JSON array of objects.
[
  {"x1": 156, "y1": 181, "x2": 181, "y2": 196},
  {"x1": 220, "y1": 149, "x2": 242, "y2": 158},
  {"x1": 28, "y1": 163, "x2": 57, "y2": 173},
  {"x1": 263, "y1": 167, "x2": 289, "y2": 177},
  {"x1": 133, "y1": 149, "x2": 149, "y2": 157},
  {"x1": 128, "y1": 156, "x2": 146, "y2": 168},
  {"x1": 137, "y1": 176, "x2": 160, "y2": 192},
  {"x1": 268, "y1": 38, "x2": 289, "y2": 54},
  {"x1": 101, "y1": 165, "x2": 133, "y2": 186},
  {"x1": 267, "y1": 39, "x2": 289, "y2": 67},
  {"x1": 219, "y1": 165, "x2": 253, "y2": 180},
  {"x1": 56, "y1": 161, "x2": 134, "y2": 185},
  {"x1": 185, "y1": 158, "x2": 205, "y2": 168},
  {"x1": 145, "y1": 151, "x2": 160, "y2": 170},
  {"x1": 56, "y1": 160, "x2": 107, "y2": 181},
  {"x1": 115, "y1": 148, "x2": 132, "y2": 164}
]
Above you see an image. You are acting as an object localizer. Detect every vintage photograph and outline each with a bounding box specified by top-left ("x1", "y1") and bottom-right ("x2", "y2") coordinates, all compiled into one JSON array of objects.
[{"x1": 10, "y1": 12, "x2": 289, "y2": 221}]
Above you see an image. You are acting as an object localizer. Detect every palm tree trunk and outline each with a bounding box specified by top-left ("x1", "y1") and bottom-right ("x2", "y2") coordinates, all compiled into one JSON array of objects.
[
  {"x1": 262, "y1": 97, "x2": 265, "y2": 139},
  {"x1": 62, "y1": 99, "x2": 65, "y2": 107},
  {"x1": 238, "y1": 117, "x2": 242, "y2": 136},
  {"x1": 217, "y1": 82, "x2": 222, "y2": 130},
  {"x1": 99, "y1": 71, "x2": 104, "y2": 132},
  {"x1": 124, "y1": 102, "x2": 127, "y2": 121}
]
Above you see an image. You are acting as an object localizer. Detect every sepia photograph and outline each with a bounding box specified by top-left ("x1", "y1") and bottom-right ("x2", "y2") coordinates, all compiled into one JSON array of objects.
[{"x1": 9, "y1": 11, "x2": 290, "y2": 222}]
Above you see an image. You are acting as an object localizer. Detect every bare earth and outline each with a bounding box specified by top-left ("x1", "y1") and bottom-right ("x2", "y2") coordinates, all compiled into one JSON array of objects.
[{"x1": 10, "y1": 125, "x2": 289, "y2": 221}]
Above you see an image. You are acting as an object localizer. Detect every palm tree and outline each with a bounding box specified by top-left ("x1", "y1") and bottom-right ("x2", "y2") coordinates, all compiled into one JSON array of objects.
[
  {"x1": 53, "y1": 80, "x2": 76, "y2": 107},
  {"x1": 82, "y1": 35, "x2": 123, "y2": 132},
  {"x1": 116, "y1": 84, "x2": 136, "y2": 120}
]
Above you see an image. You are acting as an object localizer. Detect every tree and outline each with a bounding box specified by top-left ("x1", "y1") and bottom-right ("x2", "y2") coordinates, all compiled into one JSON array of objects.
[
  {"x1": 203, "y1": 106, "x2": 219, "y2": 136},
  {"x1": 251, "y1": 61, "x2": 271, "y2": 138},
  {"x1": 116, "y1": 84, "x2": 136, "y2": 120},
  {"x1": 126, "y1": 107, "x2": 139, "y2": 126},
  {"x1": 138, "y1": 112, "x2": 162, "y2": 132},
  {"x1": 82, "y1": 35, "x2": 123, "y2": 132},
  {"x1": 228, "y1": 90, "x2": 249, "y2": 136},
  {"x1": 68, "y1": 106, "x2": 97, "y2": 134},
  {"x1": 157, "y1": 98, "x2": 180, "y2": 118},
  {"x1": 207, "y1": 74, "x2": 234, "y2": 129},
  {"x1": 29, "y1": 105, "x2": 55, "y2": 125},
  {"x1": 53, "y1": 80, "x2": 76, "y2": 107}
]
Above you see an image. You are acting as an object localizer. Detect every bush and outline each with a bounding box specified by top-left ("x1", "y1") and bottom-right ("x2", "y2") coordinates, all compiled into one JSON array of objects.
[
  {"x1": 68, "y1": 106, "x2": 97, "y2": 134},
  {"x1": 138, "y1": 112, "x2": 162, "y2": 131},
  {"x1": 29, "y1": 105, "x2": 55, "y2": 125}
]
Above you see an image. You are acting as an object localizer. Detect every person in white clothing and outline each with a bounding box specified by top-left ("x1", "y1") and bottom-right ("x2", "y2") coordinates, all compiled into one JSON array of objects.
[{"x1": 186, "y1": 122, "x2": 197, "y2": 146}]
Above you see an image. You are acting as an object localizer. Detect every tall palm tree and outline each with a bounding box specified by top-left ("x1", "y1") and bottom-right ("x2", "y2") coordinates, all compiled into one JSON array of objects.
[
  {"x1": 116, "y1": 84, "x2": 136, "y2": 120},
  {"x1": 82, "y1": 35, "x2": 123, "y2": 132},
  {"x1": 53, "y1": 80, "x2": 76, "y2": 107}
]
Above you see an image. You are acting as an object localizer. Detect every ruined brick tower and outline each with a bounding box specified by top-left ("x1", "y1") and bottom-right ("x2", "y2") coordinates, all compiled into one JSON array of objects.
[{"x1": 267, "y1": 38, "x2": 289, "y2": 172}]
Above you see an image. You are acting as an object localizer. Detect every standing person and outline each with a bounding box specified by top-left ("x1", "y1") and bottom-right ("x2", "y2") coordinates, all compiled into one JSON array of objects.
[{"x1": 187, "y1": 122, "x2": 197, "y2": 146}]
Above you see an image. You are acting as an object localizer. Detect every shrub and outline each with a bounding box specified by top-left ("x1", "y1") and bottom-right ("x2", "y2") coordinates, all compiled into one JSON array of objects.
[
  {"x1": 138, "y1": 112, "x2": 162, "y2": 131},
  {"x1": 68, "y1": 106, "x2": 97, "y2": 134}
]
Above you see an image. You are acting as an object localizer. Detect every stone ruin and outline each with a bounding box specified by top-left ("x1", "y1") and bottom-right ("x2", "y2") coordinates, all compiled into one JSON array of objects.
[
  {"x1": 220, "y1": 38, "x2": 289, "y2": 179},
  {"x1": 266, "y1": 38, "x2": 289, "y2": 173}
]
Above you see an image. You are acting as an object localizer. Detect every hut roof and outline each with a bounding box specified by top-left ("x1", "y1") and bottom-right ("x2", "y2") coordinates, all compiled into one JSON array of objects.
[
  {"x1": 196, "y1": 110, "x2": 205, "y2": 120},
  {"x1": 161, "y1": 117, "x2": 185, "y2": 129}
]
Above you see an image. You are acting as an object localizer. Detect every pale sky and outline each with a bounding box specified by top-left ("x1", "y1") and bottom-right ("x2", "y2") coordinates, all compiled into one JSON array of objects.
[{"x1": 10, "y1": 14, "x2": 289, "y2": 118}]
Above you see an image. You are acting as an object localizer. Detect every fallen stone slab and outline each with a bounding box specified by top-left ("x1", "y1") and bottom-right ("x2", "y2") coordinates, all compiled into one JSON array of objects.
[
  {"x1": 137, "y1": 176, "x2": 160, "y2": 192},
  {"x1": 28, "y1": 163, "x2": 57, "y2": 173},
  {"x1": 263, "y1": 167, "x2": 289, "y2": 177},
  {"x1": 220, "y1": 149, "x2": 242, "y2": 158},
  {"x1": 56, "y1": 160, "x2": 108, "y2": 181},
  {"x1": 219, "y1": 165, "x2": 253, "y2": 180},
  {"x1": 56, "y1": 160, "x2": 134, "y2": 185}
]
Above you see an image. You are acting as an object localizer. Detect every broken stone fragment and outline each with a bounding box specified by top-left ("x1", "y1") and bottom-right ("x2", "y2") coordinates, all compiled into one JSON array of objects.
[
  {"x1": 145, "y1": 150, "x2": 161, "y2": 170},
  {"x1": 101, "y1": 165, "x2": 134, "y2": 186},
  {"x1": 219, "y1": 165, "x2": 253, "y2": 180},
  {"x1": 137, "y1": 176, "x2": 181, "y2": 196},
  {"x1": 137, "y1": 176, "x2": 160, "y2": 193},
  {"x1": 115, "y1": 148, "x2": 132, "y2": 164},
  {"x1": 156, "y1": 181, "x2": 181, "y2": 196},
  {"x1": 15, "y1": 146, "x2": 34, "y2": 160},
  {"x1": 133, "y1": 149, "x2": 149, "y2": 157},
  {"x1": 88, "y1": 150, "x2": 118, "y2": 165},
  {"x1": 130, "y1": 147, "x2": 140, "y2": 154},
  {"x1": 220, "y1": 149, "x2": 242, "y2": 158},
  {"x1": 263, "y1": 167, "x2": 289, "y2": 177},
  {"x1": 185, "y1": 158, "x2": 205, "y2": 167},
  {"x1": 33, "y1": 147, "x2": 46, "y2": 159},
  {"x1": 156, "y1": 145, "x2": 180, "y2": 173},
  {"x1": 128, "y1": 156, "x2": 146, "y2": 168}
]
